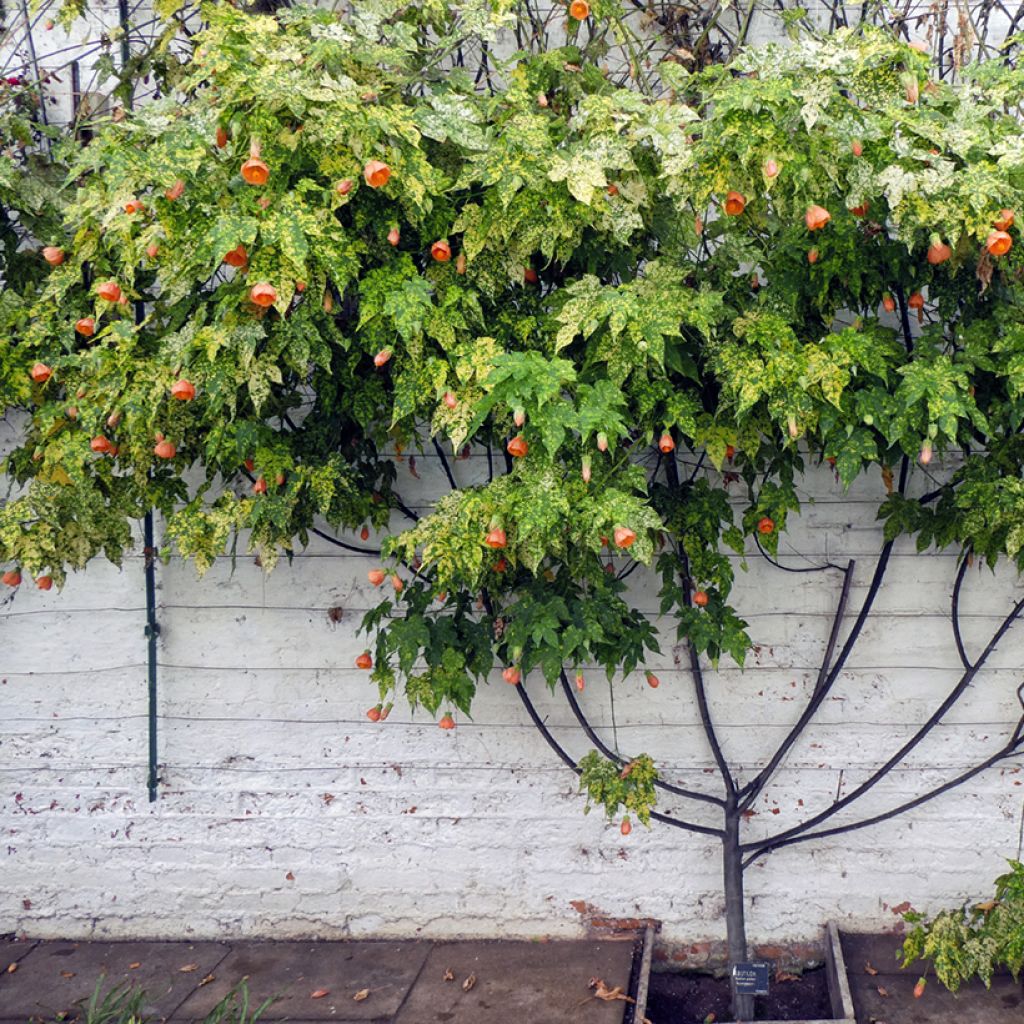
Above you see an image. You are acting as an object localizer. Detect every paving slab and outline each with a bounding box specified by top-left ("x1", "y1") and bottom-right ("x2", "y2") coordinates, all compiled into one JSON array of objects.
[
  {"x1": 1, "y1": 938, "x2": 39, "y2": 971},
  {"x1": 841, "y1": 931, "x2": 1023, "y2": 1024},
  {"x1": 393, "y1": 939, "x2": 633, "y2": 1024},
  {"x1": 0, "y1": 940, "x2": 230, "y2": 1022},
  {"x1": 171, "y1": 940, "x2": 432, "y2": 1022}
]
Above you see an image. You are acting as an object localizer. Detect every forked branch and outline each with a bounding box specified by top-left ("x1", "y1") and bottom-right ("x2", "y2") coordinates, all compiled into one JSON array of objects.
[
  {"x1": 743, "y1": 594, "x2": 1024, "y2": 857},
  {"x1": 742, "y1": 684, "x2": 1024, "y2": 867}
]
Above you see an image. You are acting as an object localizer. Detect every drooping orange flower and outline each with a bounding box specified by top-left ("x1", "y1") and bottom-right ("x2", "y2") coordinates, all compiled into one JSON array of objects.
[
  {"x1": 241, "y1": 138, "x2": 269, "y2": 185},
  {"x1": 507, "y1": 435, "x2": 529, "y2": 458},
  {"x1": 223, "y1": 244, "x2": 248, "y2": 268},
  {"x1": 613, "y1": 525, "x2": 637, "y2": 549},
  {"x1": 805, "y1": 205, "x2": 831, "y2": 231},
  {"x1": 987, "y1": 230, "x2": 1012, "y2": 256},
  {"x1": 363, "y1": 160, "x2": 391, "y2": 188},
  {"x1": 723, "y1": 191, "x2": 746, "y2": 216},
  {"x1": 927, "y1": 237, "x2": 952, "y2": 265},
  {"x1": 249, "y1": 283, "x2": 277, "y2": 307},
  {"x1": 993, "y1": 209, "x2": 1015, "y2": 231}
]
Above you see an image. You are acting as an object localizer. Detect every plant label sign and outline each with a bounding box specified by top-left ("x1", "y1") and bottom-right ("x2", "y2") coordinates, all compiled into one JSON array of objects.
[{"x1": 733, "y1": 961, "x2": 770, "y2": 995}]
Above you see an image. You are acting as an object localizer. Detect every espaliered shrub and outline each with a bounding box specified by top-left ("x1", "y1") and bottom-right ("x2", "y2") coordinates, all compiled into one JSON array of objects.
[{"x1": 6, "y1": 7, "x2": 1024, "y2": 1012}]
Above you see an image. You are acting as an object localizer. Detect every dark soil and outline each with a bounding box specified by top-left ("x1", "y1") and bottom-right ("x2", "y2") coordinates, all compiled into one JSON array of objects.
[{"x1": 646, "y1": 965, "x2": 833, "y2": 1023}]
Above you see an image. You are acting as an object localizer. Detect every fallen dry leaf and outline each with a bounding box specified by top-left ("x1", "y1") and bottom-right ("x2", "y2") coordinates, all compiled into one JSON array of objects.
[
  {"x1": 865, "y1": 962, "x2": 879, "y2": 976},
  {"x1": 310, "y1": 989, "x2": 329, "y2": 999},
  {"x1": 6, "y1": 963, "x2": 17, "y2": 974},
  {"x1": 353, "y1": 988, "x2": 370, "y2": 1002},
  {"x1": 592, "y1": 978, "x2": 634, "y2": 1004},
  {"x1": 198, "y1": 973, "x2": 215, "y2": 988},
  {"x1": 128, "y1": 962, "x2": 141, "y2": 970},
  {"x1": 462, "y1": 973, "x2": 476, "y2": 992},
  {"x1": 179, "y1": 963, "x2": 199, "y2": 973},
  {"x1": 60, "y1": 971, "x2": 75, "y2": 979},
  {"x1": 877, "y1": 985, "x2": 889, "y2": 997},
  {"x1": 443, "y1": 967, "x2": 455, "y2": 982}
]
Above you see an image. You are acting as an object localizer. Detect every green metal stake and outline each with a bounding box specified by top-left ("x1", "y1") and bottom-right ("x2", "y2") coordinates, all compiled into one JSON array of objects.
[
  {"x1": 115, "y1": 0, "x2": 159, "y2": 804},
  {"x1": 144, "y1": 511, "x2": 160, "y2": 802}
]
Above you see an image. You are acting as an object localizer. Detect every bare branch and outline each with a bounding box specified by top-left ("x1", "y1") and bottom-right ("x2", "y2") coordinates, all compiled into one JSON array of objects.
[
  {"x1": 742, "y1": 594, "x2": 1024, "y2": 854},
  {"x1": 742, "y1": 725, "x2": 1024, "y2": 868},
  {"x1": 951, "y1": 554, "x2": 973, "y2": 670},
  {"x1": 433, "y1": 437, "x2": 459, "y2": 491},
  {"x1": 664, "y1": 452, "x2": 737, "y2": 797}
]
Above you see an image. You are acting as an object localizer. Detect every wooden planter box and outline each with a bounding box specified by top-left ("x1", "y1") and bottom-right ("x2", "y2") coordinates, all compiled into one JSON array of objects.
[
  {"x1": 632, "y1": 922, "x2": 857, "y2": 1024},
  {"x1": 754, "y1": 923, "x2": 857, "y2": 1024}
]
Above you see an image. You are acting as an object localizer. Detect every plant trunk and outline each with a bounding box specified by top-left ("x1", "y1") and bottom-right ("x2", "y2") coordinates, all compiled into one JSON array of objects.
[{"x1": 724, "y1": 812, "x2": 755, "y2": 1021}]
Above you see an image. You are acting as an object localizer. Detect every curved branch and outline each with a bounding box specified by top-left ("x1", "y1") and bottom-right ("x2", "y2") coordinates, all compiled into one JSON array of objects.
[
  {"x1": 392, "y1": 497, "x2": 421, "y2": 524},
  {"x1": 754, "y1": 533, "x2": 846, "y2": 574},
  {"x1": 743, "y1": 592, "x2": 1024, "y2": 854},
  {"x1": 892, "y1": 282, "x2": 916, "y2": 354},
  {"x1": 951, "y1": 554, "x2": 973, "y2": 671},
  {"x1": 433, "y1": 437, "x2": 458, "y2": 491},
  {"x1": 310, "y1": 526, "x2": 382, "y2": 555},
  {"x1": 660, "y1": 450, "x2": 737, "y2": 797},
  {"x1": 514, "y1": 680, "x2": 724, "y2": 838},
  {"x1": 687, "y1": 628, "x2": 736, "y2": 798},
  {"x1": 615, "y1": 560, "x2": 644, "y2": 583},
  {"x1": 557, "y1": 669, "x2": 726, "y2": 808},
  {"x1": 239, "y1": 465, "x2": 414, "y2": 551},
  {"x1": 812, "y1": 561, "x2": 856, "y2": 698},
  {"x1": 278, "y1": 412, "x2": 420, "y2": 524}
]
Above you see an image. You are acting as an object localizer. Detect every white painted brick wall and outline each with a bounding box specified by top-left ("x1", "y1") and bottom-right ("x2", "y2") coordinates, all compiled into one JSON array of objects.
[
  {"x1": 2, "y1": 415, "x2": 1023, "y2": 946},
  {"x1": 3, "y1": 0, "x2": 1024, "y2": 953}
]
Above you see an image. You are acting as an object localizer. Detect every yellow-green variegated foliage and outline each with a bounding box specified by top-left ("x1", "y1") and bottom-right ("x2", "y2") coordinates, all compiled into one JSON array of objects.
[{"x1": 6, "y1": 4, "x2": 1024, "y2": 732}]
